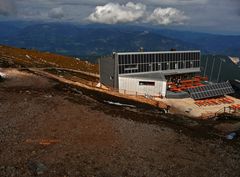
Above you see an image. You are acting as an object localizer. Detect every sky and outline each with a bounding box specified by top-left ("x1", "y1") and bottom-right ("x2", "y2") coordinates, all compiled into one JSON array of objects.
[{"x1": 0, "y1": 0, "x2": 240, "y2": 34}]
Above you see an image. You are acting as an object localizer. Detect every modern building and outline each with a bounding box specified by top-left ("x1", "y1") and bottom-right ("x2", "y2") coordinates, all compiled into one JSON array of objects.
[
  {"x1": 99, "y1": 50, "x2": 201, "y2": 97},
  {"x1": 230, "y1": 80, "x2": 240, "y2": 98}
]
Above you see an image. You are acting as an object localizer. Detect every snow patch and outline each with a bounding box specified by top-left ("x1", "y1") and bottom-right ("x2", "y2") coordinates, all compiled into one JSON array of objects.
[
  {"x1": 96, "y1": 83, "x2": 101, "y2": 88},
  {"x1": 0, "y1": 72, "x2": 6, "y2": 78},
  {"x1": 104, "y1": 100, "x2": 136, "y2": 108},
  {"x1": 229, "y1": 56, "x2": 240, "y2": 65},
  {"x1": 26, "y1": 55, "x2": 31, "y2": 59}
]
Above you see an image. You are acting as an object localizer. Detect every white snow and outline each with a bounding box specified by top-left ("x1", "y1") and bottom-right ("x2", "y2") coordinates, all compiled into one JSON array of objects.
[
  {"x1": 26, "y1": 55, "x2": 31, "y2": 59},
  {"x1": 0, "y1": 72, "x2": 6, "y2": 78},
  {"x1": 104, "y1": 100, "x2": 136, "y2": 108},
  {"x1": 229, "y1": 56, "x2": 240, "y2": 65},
  {"x1": 96, "y1": 83, "x2": 101, "y2": 88}
]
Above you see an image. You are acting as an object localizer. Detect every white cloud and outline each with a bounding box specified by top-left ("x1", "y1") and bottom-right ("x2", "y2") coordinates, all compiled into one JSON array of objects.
[
  {"x1": 0, "y1": 0, "x2": 16, "y2": 16},
  {"x1": 87, "y1": 2, "x2": 188, "y2": 25},
  {"x1": 0, "y1": 0, "x2": 239, "y2": 34},
  {"x1": 87, "y1": 2, "x2": 146, "y2": 24},
  {"x1": 147, "y1": 7, "x2": 188, "y2": 25},
  {"x1": 48, "y1": 7, "x2": 64, "y2": 19}
]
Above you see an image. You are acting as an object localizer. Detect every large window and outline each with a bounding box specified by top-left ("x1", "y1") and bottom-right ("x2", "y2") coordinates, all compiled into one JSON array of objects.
[
  {"x1": 162, "y1": 63, "x2": 168, "y2": 70},
  {"x1": 178, "y1": 62, "x2": 184, "y2": 69},
  {"x1": 124, "y1": 64, "x2": 138, "y2": 70},
  {"x1": 119, "y1": 55, "x2": 123, "y2": 64},
  {"x1": 193, "y1": 61, "x2": 200, "y2": 68},
  {"x1": 170, "y1": 62, "x2": 176, "y2": 70},
  {"x1": 186, "y1": 61, "x2": 191, "y2": 68},
  {"x1": 156, "y1": 54, "x2": 160, "y2": 63},
  {"x1": 139, "y1": 81, "x2": 155, "y2": 86}
]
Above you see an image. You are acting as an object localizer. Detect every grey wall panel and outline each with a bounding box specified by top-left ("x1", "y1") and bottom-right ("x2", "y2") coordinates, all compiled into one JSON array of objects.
[
  {"x1": 114, "y1": 54, "x2": 119, "y2": 89},
  {"x1": 99, "y1": 57, "x2": 115, "y2": 88}
]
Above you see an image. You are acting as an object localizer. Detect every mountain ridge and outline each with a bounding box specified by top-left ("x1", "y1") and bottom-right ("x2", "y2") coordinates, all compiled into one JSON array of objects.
[{"x1": 0, "y1": 21, "x2": 239, "y2": 60}]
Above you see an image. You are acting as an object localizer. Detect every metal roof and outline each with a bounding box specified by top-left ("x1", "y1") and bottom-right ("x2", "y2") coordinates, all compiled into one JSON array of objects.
[
  {"x1": 119, "y1": 68, "x2": 200, "y2": 78},
  {"x1": 115, "y1": 50, "x2": 201, "y2": 55},
  {"x1": 162, "y1": 68, "x2": 201, "y2": 75},
  {"x1": 120, "y1": 72, "x2": 166, "y2": 81}
]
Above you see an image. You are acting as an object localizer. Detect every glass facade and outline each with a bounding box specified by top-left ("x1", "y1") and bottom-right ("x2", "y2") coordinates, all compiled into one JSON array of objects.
[{"x1": 118, "y1": 52, "x2": 200, "y2": 74}]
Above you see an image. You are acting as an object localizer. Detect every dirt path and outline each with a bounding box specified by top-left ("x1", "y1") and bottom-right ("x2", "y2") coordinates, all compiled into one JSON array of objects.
[{"x1": 0, "y1": 69, "x2": 240, "y2": 177}]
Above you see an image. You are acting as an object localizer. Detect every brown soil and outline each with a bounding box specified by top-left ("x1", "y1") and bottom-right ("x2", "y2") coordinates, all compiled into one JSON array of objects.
[
  {"x1": 0, "y1": 69, "x2": 240, "y2": 177},
  {"x1": 0, "y1": 46, "x2": 240, "y2": 177}
]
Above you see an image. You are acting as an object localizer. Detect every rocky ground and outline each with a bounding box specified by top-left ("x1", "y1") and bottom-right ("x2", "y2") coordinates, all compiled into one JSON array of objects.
[{"x1": 0, "y1": 69, "x2": 240, "y2": 177}]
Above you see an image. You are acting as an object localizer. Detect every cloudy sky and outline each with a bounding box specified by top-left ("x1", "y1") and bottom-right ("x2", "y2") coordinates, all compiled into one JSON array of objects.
[{"x1": 0, "y1": 0, "x2": 240, "y2": 34}]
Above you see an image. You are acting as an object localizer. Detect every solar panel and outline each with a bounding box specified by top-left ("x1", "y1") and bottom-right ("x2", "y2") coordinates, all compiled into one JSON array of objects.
[{"x1": 188, "y1": 82, "x2": 235, "y2": 100}]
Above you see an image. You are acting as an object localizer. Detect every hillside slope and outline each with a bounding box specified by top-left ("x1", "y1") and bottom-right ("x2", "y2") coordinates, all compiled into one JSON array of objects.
[
  {"x1": 1, "y1": 45, "x2": 240, "y2": 81},
  {"x1": 0, "y1": 45, "x2": 98, "y2": 73}
]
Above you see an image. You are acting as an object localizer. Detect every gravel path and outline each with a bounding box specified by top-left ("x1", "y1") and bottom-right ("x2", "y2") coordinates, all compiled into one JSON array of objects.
[{"x1": 0, "y1": 69, "x2": 240, "y2": 177}]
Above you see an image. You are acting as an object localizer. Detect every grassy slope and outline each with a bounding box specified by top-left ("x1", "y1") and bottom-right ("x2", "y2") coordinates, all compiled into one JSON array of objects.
[{"x1": 0, "y1": 45, "x2": 99, "y2": 74}]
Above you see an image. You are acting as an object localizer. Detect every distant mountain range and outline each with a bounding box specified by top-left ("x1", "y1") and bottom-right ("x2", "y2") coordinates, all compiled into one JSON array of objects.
[{"x1": 0, "y1": 21, "x2": 240, "y2": 61}]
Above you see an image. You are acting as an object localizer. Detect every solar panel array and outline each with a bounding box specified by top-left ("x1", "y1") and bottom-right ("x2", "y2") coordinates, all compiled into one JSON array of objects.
[{"x1": 188, "y1": 82, "x2": 235, "y2": 100}]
